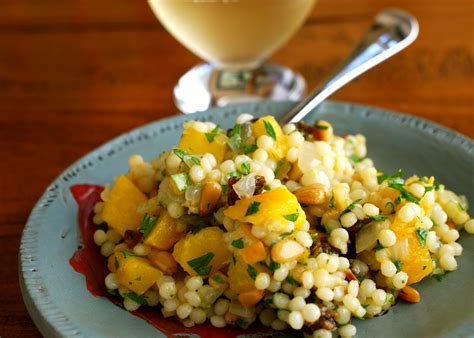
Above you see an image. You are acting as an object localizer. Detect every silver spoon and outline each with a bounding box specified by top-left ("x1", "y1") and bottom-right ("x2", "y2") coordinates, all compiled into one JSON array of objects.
[{"x1": 280, "y1": 8, "x2": 419, "y2": 125}]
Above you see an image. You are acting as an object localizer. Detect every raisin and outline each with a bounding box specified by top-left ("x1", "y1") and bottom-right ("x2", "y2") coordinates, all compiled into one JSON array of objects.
[{"x1": 124, "y1": 230, "x2": 142, "y2": 248}]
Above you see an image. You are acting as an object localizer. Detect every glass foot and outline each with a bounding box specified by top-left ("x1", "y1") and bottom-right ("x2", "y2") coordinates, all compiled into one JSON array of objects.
[{"x1": 174, "y1": 62, "x2": 306, "y2": 114}]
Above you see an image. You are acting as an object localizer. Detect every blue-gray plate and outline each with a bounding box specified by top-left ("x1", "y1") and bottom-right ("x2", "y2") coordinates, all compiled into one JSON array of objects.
[{"x1": 20, "y1": 101, "x2": 474, "y2": 337}]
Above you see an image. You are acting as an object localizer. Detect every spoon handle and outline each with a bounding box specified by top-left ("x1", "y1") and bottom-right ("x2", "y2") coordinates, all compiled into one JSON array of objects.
[{"x1": 280, "y1": 8, "x2": 419, "y2": 125}]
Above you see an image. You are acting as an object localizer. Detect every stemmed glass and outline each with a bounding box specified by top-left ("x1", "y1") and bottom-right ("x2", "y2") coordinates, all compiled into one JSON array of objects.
[{"x1": 148, "y1": 0, "x2": 316, "y2": 114}]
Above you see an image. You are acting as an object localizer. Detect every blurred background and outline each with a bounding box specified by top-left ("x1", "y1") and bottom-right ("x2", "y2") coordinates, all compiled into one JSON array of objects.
[{"x1": 0, "y1": 1, "x2": 473, "y2": 336}]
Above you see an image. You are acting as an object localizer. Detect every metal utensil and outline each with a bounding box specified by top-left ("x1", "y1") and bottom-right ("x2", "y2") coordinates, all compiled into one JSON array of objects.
[{"x1": 280, "y1": 8, "x2": 419, "y2": 124}]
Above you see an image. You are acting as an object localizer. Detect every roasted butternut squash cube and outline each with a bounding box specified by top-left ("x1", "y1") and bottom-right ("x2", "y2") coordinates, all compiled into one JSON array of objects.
[
  {"x1": 116, "y1": 255, "x2": 163, "y2": 295},
  {"x1": 251, "y1": 116, "x2": 287, "y2": 160},
  {"x1": 107, "y1": 251, "x2": 126, "y2": 273},
  {"x1": 147, "y1": 250, "x2": 178, "y2": 275},
  {"x1": 101, "y1": 175, "x2": 148, "y2": 236},
  {"x1": 227, "y1": 253, "x2": 266, "y2": 295},
  {"x1": 224, "y1": 187, "x2": 306, "y2": 229},
  {"x1": 177, "y1": 127, "x2": 227, "y2": 163},
  {"x1": 172, "y1": 227, "x2": 231, "y2": 277},
  {"x1": 143, "y1": 211, "x2": 185, "y2": 250}
]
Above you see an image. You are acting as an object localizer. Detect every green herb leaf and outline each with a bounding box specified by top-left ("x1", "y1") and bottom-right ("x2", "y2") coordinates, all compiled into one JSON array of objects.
[
  {"x1": 389, "y1": 183, "x2": 420, "y2": 204},
  {"x1": 267, "y1": 259, "x2": 280, "y2": 272},
  {"x1": 263, "y1": 294, "x2": 274, "y2": 306},
  {"x1": 235, "y1": 318, "x2": 249, "y2": 329},
  {"x1": 231, "y1": 237, "x2": 245, "y2": 249},
  {"x1": 114, "y1": 256, "x2": 119, "y2": 270},
  {"x1": 329, "y1": 195, "x2": 335, "y2": 209},
  {"x1": 415, "y1": 228, "x2": 428, "y2": 247},
  {"x1": 320, "y1": 223, "x2": 329, "y2": 233},
  {"x1": 173, "y1": 149, "x2": 188, "y2": 161},
  {"x1": 126, "y1": 292, "x2": 147, "y2": 305},
  {"x1": 349, "y1": 154, "x2": 364, "y2": 163},
  {"x1": 425, "y1": 185, "x2": 434, "y2": 192},
  {"x1": 226, "y1": 171, "x2": 242, "y2": 180},
  {"x1": 247, "y1": 265, "x2": 257, "y2": 280},
  {"x1": 286, "y1": 275, "x2": 298, "y2": 285},
  {"x1": 263, "y1": 120, "x2": 277, "y2": 141},
  {"x1": 242, "y1": 143, "x2": 257, "y2": 154},
  {"x1": 356, "y1": 275, "x2": 366, "y2": 282},
  {"x1": 385, "y1": 201, "x2": 395, "y2": 211},
  {"x1": 314, "y1": 120, "x2": 329, "y2": 130},
  {"x1": 245, "y1": 201, "x2": 261, "y2": 216},
  {"x1": 106, "y1": 287, "x2": 118, "y2": 296},
  {"x1": 240, "y1": 162, "x2": 250, "y2": 175},
  {"x1": 122, "y1": 251, "x2": 137, "y2": 258},
  {"x1": 263, "y1": 184, "x2": 271, "y2": 191},
  {"x1": 188, "y1": 156, "x2": 201, "y2": 165},
  {"x1": 228, "y1": 124, "x2": 242, "y2": 138},
  {"x1": 393, "y1": 260, "x2": 403, "y2": 273},
  {"x1": 205, "y1": 125, "x2": 220, "y2": 143},
  {"x1": 187, "y1": 252, "x2": 215, "y2": 276},
  {"x1": 211, "y1": 274, "x2": 225, "y2": 284},
  {"x1": 97, "y1": 223, "x2": 108, "y2": 232},
  {"x1": 373, "y1": 242, "x2": 385, "y2": 251},
  {"x1": 433, "y1": 179, "x2": 441, "y2": 191},
  {"x1": 283, "y1": 212, "x2": 299, "y2": 222},
  {"x1": 457, "y1": 202, "x2": 466, "y2": 212},
  {"x1": 386, "y1": 293, "x2": 395, "y2": 305},
  {"x1": 419, "y1": 177, "x2": 429, "y2": 183},
  {"x1": 139, "y1": 213, "x2": 158, "y2": 238},
  {"x1": 340, "y1": 199, "x2": 362, "y2": 217},
  {"x1": 433, "y1": 272, "x2": 447, "y2": 282},
  {"x1": 377, "y1": 169, "x2": 405, "y2": 185},
  {"x1": 370, "y1": 214, "x2": 388, "y2": 222},
  {"x1": 171, "y1": 173, "x2": 190, "y2": 192}
]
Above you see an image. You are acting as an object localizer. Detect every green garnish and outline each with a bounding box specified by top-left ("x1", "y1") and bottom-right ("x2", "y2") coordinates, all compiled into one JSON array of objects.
[
  {"x1": 245, "y1": 201, "x2": 261, "y2": 216},
  {"x1": 263, "y1": 184, "x2": 271, "y2": 191},
  {"x1": 370, "y1": 214, "x2": 388, "y2": 222},
  {"x1": 385, "y1": 201, "x2": 395, "y2": 211},
  {"x1": 425, "y1": 185, "x2": 434, "y2": 192},
  {"x1": 106, "y1": 287, "x2": 118, "y2": 296},
  {"x1": 205, "y1": 125, "x2": 220, "y2": 143},
  {"x1": 221, "y1": 184, "x2": 228, "y2": 193},
  {"x1": 242, "y1": 143, "x2": 257, "y2": 154},
  {"x1": 267, "y1": 259, "x2": 280, "y2": 272},
  {"x1": 126, "y1": 292, "x2": 147, "y2": 305},
  {"x1": 231, "y1": 237, "x2": 245, "y2": 249},
  {"x1": 97, "y1": 223, "x2": 108, "y2": 232},
  {"x1": 226, "y1": 171, "x2": 242, "y2": 180},
  {"x1": 415, "y1": 228, "x2": 428, "y2": 247},
  {"x1": 114, "y1": 256, "x2": 119, "y2": 270},
  {"x1": 227, "y1": 124, "x2": 242, "y2": 152},
  {"x1": 373, "y1": 242, "x2": 385, "y2": 251},
  {"x1": 356, "y1": 275, "x2": 366, "y2": 282},
  {"x1": 240, "y1": 162, "x2": 251, "y2": 175},
  {"x1": 386, "y1": 293, "x2": 395, "y2": 305},
  {"x1": 263, "y1": 120, "x2": 277, "y2": 141},
  {"x1": 283, "y1": 212, "x2": 299, "y2": 222},
  {"x1": 419, "y1": 177, "x2": 429, "y2": 183},
  {"x1": 187, "y1": 252, "x2": 214, "y2": 276},
  {"x1": 122, "y1": 251, "x2": 137, "y2": 258},
  {"x1": 235, "y1": 318, "x2": 249, "y2": 329},
  {"x1": 457, "y1": 202, "x2": 466, "y2": 212},
  {"x1": 377, "y1": 169, "x2": 405, "y2": 185},
  {"x1": 211, "y1": 275, "x2": 225, "y2": 284},
  {"x1": 340, "y1": 199, "x2": 362, "y2": 217},
  {"x1": 286, "y1": 275, "x2": 298, "y2": 285},
  {"x1": 173, "y1": 149, "x2": 200, "y2": 167},
  {"x1": 320, "y1": 223, "x2": 329, "y2": 233},
  {"x1": 393, "y1": 260, "x2": 403, "y2": 273},
  {"x1": 433, "y1": 179, "x2": 441, "y2": 191},
  {"x1": 389, "y1": 183, "x2": 420, "y2": 204},
  {"x1": 171, "y1": 173, "x2": 190, "y2": 192},
  {"x1": 247, "y1": 265, "x2": 257, "y2": 280},
  {"x1": 329, "y1": 195, "x2": 335, "y2": 209},
  {"x1": 314, "y1": 120, "x2": 329, "y2": 130},
  {"x1": 433, "y1": 272, "x2": 447, "y2": 282},
  {"x1": 139, "y1": 213, "x2": 158, "y2": 238},
  {"x1": 349, "y1": 154, "x2": 364, "y2": 163}
]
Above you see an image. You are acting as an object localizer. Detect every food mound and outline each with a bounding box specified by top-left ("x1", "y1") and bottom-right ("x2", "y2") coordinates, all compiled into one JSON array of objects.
[{"x1": 87, "y1": 114, "x2": 473, "y2": 337}]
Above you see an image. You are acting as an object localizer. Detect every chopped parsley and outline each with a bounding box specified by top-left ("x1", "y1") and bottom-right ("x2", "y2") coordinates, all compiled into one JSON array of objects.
[
  {"x1": 457, "y1": 202, "x2": 466, "y2": 212},
  {"x1": 247, "y1": 265, "x2": 257, "y2": 280},
  {"x1": 235, "y1": 318, "x2": 248, "y2": 329},
  {"x1": 329, "y1": 195, "x2": 335, "y2": 209},
  {"x1": 263, "y1": 120, "x2": 277, "y2": 141},
  {"x1": 389, "y1": 182, "x2": 420, "y2": 204},
  {"x1": 122, "y1": 250, "x2": 137, "y2": 258},
  {"x1": 356, "y1": 275, "x2": 366, "y2": 282},
  {"x1": 171, "y1": 173, "x2": 190, "y2": 192},
  {"x1": 227, "y1": 124, "x2": 242, "y2": 153},
  {"x1": 240, "y1": 162, "x2": 250, "y2": 175},
  {"x1": 385, "y1": 201, "x2": 395, "y2": 211},
  {"x1": 211, "y1": 274, "x2": 225, "y2": 284},
  {"x1": 415, "y1": 228, "x2": 428, "y2": 247},
  {"x1": 386, "y1": 293, "x2": 395, "y2": 305},
  {"x1": 393, "y1": 260, "x2": 403, "y2": 273},
  {"x1": 433, "y1": 179, "x2": 441, "y2": 191},
  {"x1": 349, "y1": 154, "x2": 364, "y2": 163},
  {"x1": 373, "y1": 242, "x2": 385, "y2": 251},
  {"x1": 245, "y1": 201, "x2": 261, "y2": 216},
  {"x1": 173, "y1": 149, "x2": 200, "y2": 167},
  {"x1": 231, "y1": 237, "x2": 245, "y2": 249},
  {"x1": 263, "y1": 184, "x2": 271, "y2": 191},
  {"x1": 314, "y1": 120, "x2": 329, "y2": 130},
  {"x1": 377, "y1": 169, "x2": 405, "y2": 185},
  {"x1": 187, "y1": 252, "x2": 214, "y2": 276},
  {"x1": 205, "y1": 125, "x2": 220, "y2": 143},
  {"x1": 139, "y1": 213, "x2": 157, "y2": 238},
  {"x1": 267, "y1": 259, "x2": 280, "y2": 272},
  {"x1": 126, "y1": 292, "x2": 147, "y2": 305},
  {"x1": 106, "y1": 287, "x2": 118, "y2": 296},
  {"x1": 340, "y1": 199, "x2": 362, "y2": 217},
  {"x1": 432, "y1": 272, "x2": 447, "y2": 282},
  {"x1": 283, "y1": 212, "x2": 299, "y2": 222},
  {"x1": 378, "y1": 170, "x2": 419, "y2": 203},
  {"x1": 370, "y1": 214, "x2": 388, "y2": 222},
  {"x1": 242, "y1": 143, "x2": 257, "y2": 154},
  {"x1": 320, "y1": 223, "x2": 329, "y2": 233},
  {"x1": 286, "y1": 275, "x2": 298, "y2": 285},
  {"x1": 97, "y1": 223, "x2": 108, "y2": 232}
]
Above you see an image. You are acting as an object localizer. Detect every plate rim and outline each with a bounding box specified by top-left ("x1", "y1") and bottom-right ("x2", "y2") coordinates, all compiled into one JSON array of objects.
[{"x1": 19, "y1": 100, "x2": 474, "y2": 337}]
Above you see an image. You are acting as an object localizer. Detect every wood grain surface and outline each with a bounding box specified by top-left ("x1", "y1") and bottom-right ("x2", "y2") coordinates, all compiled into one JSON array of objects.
[{"x1": 1, "y1": 0, "x2": 472, "y2": 336}]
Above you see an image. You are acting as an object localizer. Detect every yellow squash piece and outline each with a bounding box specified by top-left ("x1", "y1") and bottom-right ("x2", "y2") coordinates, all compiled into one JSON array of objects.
[
  {"x1": 251, "y1": 116, "x2": 287, "y2": 160},
  {"x1": 177, "y1": 127, "x2": 227, "y2": 163},
  {"x1": 172, "y1": 227, "x2": 231, "y2": 277},
  {"x1": 390, "y1": 219, "x2": 433, "y2": 284},
  {"x1": 116, "y1": 255, "x2": 163, "y2": 295},
  {"x1": 227, "y1": 252, "x2": 265, "y2": 294},
  {"x1": 224, "y1": 187, "x2": 306, "y2": 229},
  {"x1": 143, "y1": 211, "x2": 185, "y2": 250},
  {"x1": 101, "y1": 175, "x2": 148, "y2": 236}
]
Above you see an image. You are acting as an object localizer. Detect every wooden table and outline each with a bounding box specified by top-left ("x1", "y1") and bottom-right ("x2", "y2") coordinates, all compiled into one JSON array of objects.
[{"x1": 1, "y1": 0, "x2": 472, "y2": 336}]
